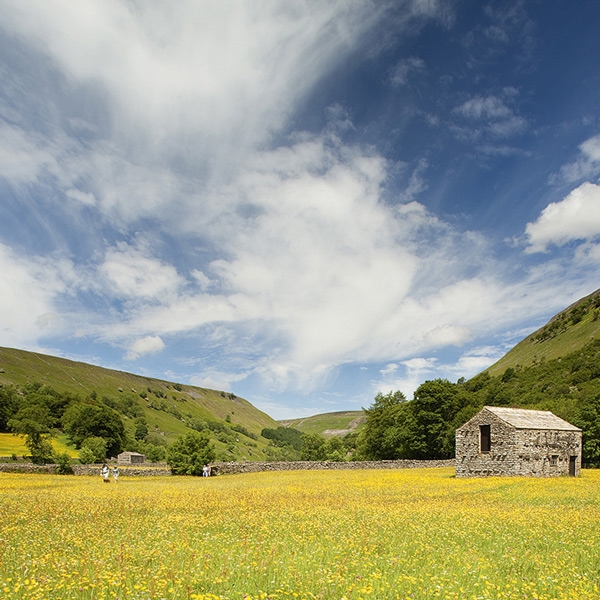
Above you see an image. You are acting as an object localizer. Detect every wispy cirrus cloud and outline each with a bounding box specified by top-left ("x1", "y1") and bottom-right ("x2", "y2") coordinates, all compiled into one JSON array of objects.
[
  {"x1": 0, "y1": 243, "x2": 75, "y2": 348},
  {"x1": 453, "y1": 93, "x2": 527, "y2": 140},
  {"x1": 389, "y1": 57, "x2": 426, "y2": 87}
]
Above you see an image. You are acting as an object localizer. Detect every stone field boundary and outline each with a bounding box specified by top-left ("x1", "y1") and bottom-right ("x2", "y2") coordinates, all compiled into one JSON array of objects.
[{"x1": 0, "y1": 459, "x2": 455, "y2": 476}]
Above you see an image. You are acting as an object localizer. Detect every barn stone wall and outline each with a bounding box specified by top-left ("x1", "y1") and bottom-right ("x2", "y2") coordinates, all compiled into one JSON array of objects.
[{"x1": 456, "y1": 407, "x2": 582, "y2": 478}]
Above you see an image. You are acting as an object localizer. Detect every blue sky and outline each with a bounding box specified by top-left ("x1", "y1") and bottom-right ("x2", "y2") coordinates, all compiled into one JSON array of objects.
[{"x1": 1, "y1": 1, "x2": 600, "y2": 419}]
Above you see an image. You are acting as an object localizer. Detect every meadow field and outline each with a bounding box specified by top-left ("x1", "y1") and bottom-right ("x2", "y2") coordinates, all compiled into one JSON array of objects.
[
  {"x1": 0, "y1": 432, "x2": 80, "y2": 458},
  {"x1": 1, "y1": 468, "x2": 599, "y2": 600}
]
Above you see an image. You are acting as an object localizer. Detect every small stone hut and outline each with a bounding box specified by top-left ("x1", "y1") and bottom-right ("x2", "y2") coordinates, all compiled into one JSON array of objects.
[
  {"x1": 455, "y1": 406, "x2": 582, "y2": 478},
  {"x1": 117, "y1": 451, "x2": 146, "y2": 465}
]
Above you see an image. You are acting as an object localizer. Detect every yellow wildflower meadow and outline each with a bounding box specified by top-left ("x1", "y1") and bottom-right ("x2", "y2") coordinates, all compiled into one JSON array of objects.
[{"x1": 1, "y1": 468, "x2": 599, "y2": 599}]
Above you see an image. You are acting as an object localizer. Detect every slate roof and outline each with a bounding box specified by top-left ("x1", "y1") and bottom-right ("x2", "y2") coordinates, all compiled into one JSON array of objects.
[{"x1": 484, "y1": 406, "x2": 581, "y2": 431}]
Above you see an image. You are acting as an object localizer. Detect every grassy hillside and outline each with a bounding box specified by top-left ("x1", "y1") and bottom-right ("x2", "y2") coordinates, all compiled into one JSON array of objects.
[
  {"x1": 279, "y1": 410, "x2": 365, "y2": 437},
  {"x1": 0, "y1": 432, "x2": 79, "y2": 458},
  {"x1": 0, "y1": 346, "x2": 278, "y2": 461},
  {"x1": 487, "y1": 288, "x2": 600, "y2": 377}
]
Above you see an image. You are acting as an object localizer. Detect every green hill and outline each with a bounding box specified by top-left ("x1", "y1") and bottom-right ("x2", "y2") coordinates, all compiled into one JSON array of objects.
[
  {"x1": 486, "y1": 288, "x2": 600, "y2": 377},
  {"x1": 279, "y1": 410, "x2": 366, "y2": 437},
  {"x1": 0, "y1": 346, "x2": 278, "y2": 461}
]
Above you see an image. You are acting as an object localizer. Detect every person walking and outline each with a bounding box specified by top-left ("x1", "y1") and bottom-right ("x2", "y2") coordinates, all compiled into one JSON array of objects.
[
  {"x1": 112, "y1": 465, "x2": 119, "y2": 483},
  {"x1": 101, "y1": 463, "x2": 110, "y2": 483}
]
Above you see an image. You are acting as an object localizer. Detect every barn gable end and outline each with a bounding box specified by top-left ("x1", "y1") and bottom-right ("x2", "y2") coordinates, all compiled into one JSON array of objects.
[{"x1": 455, "y1": 406, "x2": 582, "y2": 478}]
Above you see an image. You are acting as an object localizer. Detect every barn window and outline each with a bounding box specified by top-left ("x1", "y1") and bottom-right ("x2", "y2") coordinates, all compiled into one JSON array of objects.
[
  {"x1": 480, "y1": 424, "x2": 491, "y2": 452},
  {"x1": 550, "y1": 455, "x2": 558, "y2": 466}
]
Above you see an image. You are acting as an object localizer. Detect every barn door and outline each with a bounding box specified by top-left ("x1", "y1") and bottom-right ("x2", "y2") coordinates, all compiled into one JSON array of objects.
[
  {"x1": 480, "y1": 424, "x2": 491, "y2": 452},
  {"x1": 569, "y1": 456, "x2": 576, "y2": 476}
]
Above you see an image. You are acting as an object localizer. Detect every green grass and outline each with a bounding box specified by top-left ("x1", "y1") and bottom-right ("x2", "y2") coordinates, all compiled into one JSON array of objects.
[
  {"x1": 488, "y1": 294, "x2": 600, "y2": 377},
  {"x1": 279, "y1": 410, "x2": 365, "y2": 437},
  {"x1": 0, "y1": 432, "x2": 79, "y2": 458}
]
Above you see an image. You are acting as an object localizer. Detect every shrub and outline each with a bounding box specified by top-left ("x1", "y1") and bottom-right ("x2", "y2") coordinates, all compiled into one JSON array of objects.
[
  {"x1": 80, "y1": 436, "x2": 107, "y2": 463},
  {"x1": 54, "y1": 452, "x2": 73, "y2": 474},
  {"x1": 167, "y1": 431, "x2": 215, "y2": 476},
  {"x1": 78, "y1": 446, "x2": 96, "y2": 464}
]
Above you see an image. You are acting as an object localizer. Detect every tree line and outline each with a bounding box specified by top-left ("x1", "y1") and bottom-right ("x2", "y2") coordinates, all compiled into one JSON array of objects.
[
  {"x1": 355, "y1": 337, "x2": 600, "y2": 466},
  {"x1": 263, "y1": 337, "x2": 600, "y2": 466},
  {"x1": 3, "y1": 335, "x2": 600, "y2": 471}
]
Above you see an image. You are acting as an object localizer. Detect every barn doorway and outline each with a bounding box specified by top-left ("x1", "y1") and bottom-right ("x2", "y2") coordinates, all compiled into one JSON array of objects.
[
  {"x1": 480, "y1": 424, "x2": 491, "y2": 453},
  {"x1": 569, "y1": 456, "x2": 577, "y2": 476}
]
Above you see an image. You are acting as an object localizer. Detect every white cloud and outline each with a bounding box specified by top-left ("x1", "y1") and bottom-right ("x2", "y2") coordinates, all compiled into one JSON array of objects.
[
  {"x1": 2, "y1": 1, "x2": 386, "y2": 167},
  {"x1": 525, "y1": 182, "x2": 600, "y2": 253},
  {"x1": 445, "y1": 346, "x2": 505, "y2": 377},
  {"x1": 0, "y1": 243, "x2": 72, "y2": 347},
  {"x1": 372, "y1": 356, "x2": 437, "y2": 400},
  {"x1": 559, "y1": 134, "x2": 600, "y2": 182},
  {"x1": 380, "y1": 363, "x2": 399, "y2": 376},
  {"x1": 453, "y1": 94, "x2": 527, "y2": 139},
  {"x1": 0, "y1": 122, "x2": 58, "y2": 184},
  {"x1": 189, "y1": 369, "x2": 249, "y2": 393},
  {"x1": 3, "y1": 1, "x2": 598, "y2": 405},
  {"x1": 66, "y1": 188, "x2": 97, "y2": 207},
  {"x1": 125, "y1": 335, "x2": 165, "y2": 361},
  {"x1": 456, "y1": 96, "x2": 512, "y2": 120},
  {"x1": 84, "y1": 130, "x2": 520, "y2": 392},
  {"x1": 99, "y1": 242, "x2": 185, "y2": 301},
  {"x1": 390, "y1": 56, "x2": 425, "y2": 86},
  {"x1": 398, "y1": 158, "x2": 429, "y2": 202},
  {"x1": 402, "y1": 357, "x2": 437, "y2": 370}
]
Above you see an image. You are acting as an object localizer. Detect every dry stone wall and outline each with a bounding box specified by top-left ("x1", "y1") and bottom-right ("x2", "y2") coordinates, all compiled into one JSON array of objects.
[
  {"x1": 209, "y1": 459, "x2": 455, "y2": 475},
  {"x1": 0, "y1": 459, "x2": 454, "y2": 476}
]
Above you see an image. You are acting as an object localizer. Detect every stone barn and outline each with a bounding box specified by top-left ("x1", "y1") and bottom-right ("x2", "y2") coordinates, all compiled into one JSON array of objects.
[
  {"x1": 117, "y1": 451, "x2": 146, "y2": 465},
  {"x1": 455, "y1": 406, "x2": 582, "y2": 478}
]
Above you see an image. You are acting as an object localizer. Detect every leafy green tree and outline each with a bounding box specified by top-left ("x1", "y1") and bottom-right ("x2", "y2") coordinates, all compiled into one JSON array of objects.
[
  {"x1": 261, "y1": 426, "x2": 303, "y2": 450},
  {"x1": 0, "y1": 385, "x2": 19, "y2": 432},
  {"x1": 21, "y1": 383, "x2": 75, "y2": 424},
  {"x1": 62, "y1": 403, "x2": 125, "y2": 457},
  {"x1": 189, "y1": 417, "x2": 208, "y2": 432},
  {"x1": 54, "y1": 452, "x2": 74, "y2": 474},
  {"x1": 166, "y1": 431, "x2": 215, "y2": 475},
  {"x1": 8, "y1": 405, "x2": 55, "y2": 464},
  {"x1": 78, "y1": 446, "x2": 97, "y2": 464},
  {"x1": 134, "y1": 417, "x2": 149, "y2": 441},
  {"x1": 574, "y1": 394, "x2": 600, "y2": 467},
  {"x1": 141, "y1": 443, "x2": 166, "y2": 463},
  {"x1": 300, "y1": 433, "x2": 327, "y2": 460},
  {"x1": 360, "y1": 390, "x2": 409, "y2": 460},
  {"x1": 322, "y1": 436, "x2": 346, "y2": 461},
  {"x1": 80, "y1": 436, "x2": 108, "y2": 462},
  {"x1": 125, "y1": 438, "x2": 167, "y2": 462},
  {"x1": 409, "y1": 379, "x2": 469, "y2": 459}
]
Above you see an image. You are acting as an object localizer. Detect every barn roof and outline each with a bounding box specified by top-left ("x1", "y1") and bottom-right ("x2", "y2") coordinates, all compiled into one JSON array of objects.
[{"x1": 484, "y1": 406, "x2": 581, "y2": 431}]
